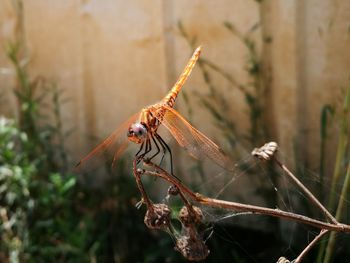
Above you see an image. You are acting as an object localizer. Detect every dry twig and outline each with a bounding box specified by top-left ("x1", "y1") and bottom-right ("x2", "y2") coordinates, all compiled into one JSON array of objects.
[{"x1": 131, "y1": 142, "x2": 350, "y2": 262}]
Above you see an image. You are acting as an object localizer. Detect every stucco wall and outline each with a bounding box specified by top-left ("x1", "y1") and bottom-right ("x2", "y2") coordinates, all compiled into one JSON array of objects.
[{"x1": 0, "y1": 0, "x2": 349, "y2": 177}]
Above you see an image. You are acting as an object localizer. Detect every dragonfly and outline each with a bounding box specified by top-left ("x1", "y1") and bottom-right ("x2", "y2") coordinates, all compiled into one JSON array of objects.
[{"x1": 76, "y1": 46, "x2": 233, "y2": 175}]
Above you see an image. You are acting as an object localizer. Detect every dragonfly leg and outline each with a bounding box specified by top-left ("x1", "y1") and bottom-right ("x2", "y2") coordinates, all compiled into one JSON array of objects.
[
  {"x1": 148, "y1": 135, "x2": 161, "y2": 161},
  {"x1": 135, "y1": 142, "x2": 145, "y2": 156},
  {"x1": 135, "y1": 141, "x2": 145, "y2": 164},
  {"x1": 154, "y1": 133, "x2": 167, "y2": 167},
  {"x1": 139, "y1": 138, "x2": 152, "y2": 160},
  {"x1": 155, "y1": 133, "x2": 177, "y2": 179}
]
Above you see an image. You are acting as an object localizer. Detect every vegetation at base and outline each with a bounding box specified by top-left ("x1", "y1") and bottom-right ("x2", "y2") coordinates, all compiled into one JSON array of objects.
[
  {"x1": 0, "y1": 115, "x2": 178, "y2": 262},
  {"x1": 317, "y1": 86, "x2": 350, "y2": 263}
]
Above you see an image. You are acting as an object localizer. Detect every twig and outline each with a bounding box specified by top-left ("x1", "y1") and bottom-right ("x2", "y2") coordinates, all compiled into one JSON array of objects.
[
  {"x1": 132, "y1": 159, "x2": 153, "y2": 210},
  {"x1": 273, "y1": 157, "x2": 338, "y2": 224},
  {"x1": 134, "y1": 142, "x2": 350, "y2": 262},
  {"x1": 141, "y1": 160, "x2": 350, "y2": 233},
  {"x1": 253, "y1": 142, "x2": 338, "y2": 224},
  {"x1": 294, "y1": 229, "x2": 329, "y2": 263}
]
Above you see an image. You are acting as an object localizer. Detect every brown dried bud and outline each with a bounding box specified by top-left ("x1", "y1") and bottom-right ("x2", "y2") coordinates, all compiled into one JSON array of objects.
[
  {"x1": 136, "y1": 168, "x2": 145, "y2": 175},
  {"x1": 144, "y1": 203, "x2": 171, "y2": 230},
  {"x1": 167, "y1": 185, "x2": 179, "y2": 196},
  {"x1": 175, "y1": 234, "x2": 210, "y2": 261},
  {"x1": 179, "y1": 206, "x2": 203, "y2": 227},
  {"x1": 277, "y1": 257, "x2": 290, "y2": 263},
  {"x1": 251, "y1": 141, "x2": 278, "y2": 161}
]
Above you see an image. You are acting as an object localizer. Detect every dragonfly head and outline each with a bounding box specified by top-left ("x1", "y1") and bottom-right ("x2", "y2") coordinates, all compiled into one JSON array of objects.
[{"x1": 127, "y1": 122, "x2": 148, "y2": 144}]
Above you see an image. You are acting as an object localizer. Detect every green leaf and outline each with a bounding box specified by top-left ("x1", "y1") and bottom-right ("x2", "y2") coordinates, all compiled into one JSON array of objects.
[
  {"x1": 50, "y1": 173, "x2": 62, "y2": 187},
  {"x1": 60, "y1": 177, "x2": 76, "y2": 194}
]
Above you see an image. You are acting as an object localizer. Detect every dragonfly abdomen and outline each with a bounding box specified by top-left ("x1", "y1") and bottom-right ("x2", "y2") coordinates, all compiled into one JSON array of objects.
[
  {"x1": 163, "y1": 92, "x2": 177, "y2": 108},
  {"x1": 161, "y1": 46, "x2": 202, "y2": 108}
]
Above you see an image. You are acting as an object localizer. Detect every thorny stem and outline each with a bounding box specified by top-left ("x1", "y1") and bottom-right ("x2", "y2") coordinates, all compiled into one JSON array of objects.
[
  {"x1": 273, "y1": 157, "x2": 338, "y2": 224},
  {"x1": 294, "y1": 229, "x2": 329, "y2": 263}
]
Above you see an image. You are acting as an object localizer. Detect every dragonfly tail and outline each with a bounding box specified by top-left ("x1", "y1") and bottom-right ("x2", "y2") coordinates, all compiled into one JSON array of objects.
[{"x1": 162, "y1": 46, "x2": 202, "y2": 108}]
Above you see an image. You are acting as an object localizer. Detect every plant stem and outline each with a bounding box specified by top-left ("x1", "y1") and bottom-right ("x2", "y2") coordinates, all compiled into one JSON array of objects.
[
  {"x1": 273, "y1": 157, "x2": 338, "y2": 224},
  {"x1": 142, "y1": 160, "x2": 350, "y2": 233},
  {"x1": 197, "y1": 197, "x2": 347, "y2": 232},
  {"x1": 133, "y1": 159, "x2": 153, "y2": 210},
  {"x1": 319, "y1": 105, "x2": 334, "y2": 202},
  {"x1": 318, "y1": 87, "x2": 350, "y2": 262},
  {"x1": 323, "y1": 163, "x2": 350, "y2": 263},
  {"x1": 327, "y1": 87, "x2": 350, "y2": 212},
  {"x1": 294, "y1": 229, "x2": 329, "y2": 263},
  {"x1": 200, "y1": 58, "x2": 248, "y2": 94}
]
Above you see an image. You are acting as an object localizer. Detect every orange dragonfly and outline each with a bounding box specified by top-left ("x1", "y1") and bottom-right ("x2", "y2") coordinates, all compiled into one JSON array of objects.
[{"x1": 76, "y1": 46, "x2": 233, "y2": 174}]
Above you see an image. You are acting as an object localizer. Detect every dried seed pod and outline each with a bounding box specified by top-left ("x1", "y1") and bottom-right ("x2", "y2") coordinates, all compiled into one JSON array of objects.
[
  {"x1": 175, "y1": 234, "x2": 210, "y2": 261},
  {"x1": 144, "y1": 203, "x2": 171, "y2": 230},
  {"x1": 179, "y1": 206, "x2": 203, "y2": 227},
  {"x1": 167, "y1": 185, "x2": 180, "y2": 196},
  {"x1": 276, "y1": 257, "x2": 290, "y2": 263},
  {"x1": 251, "y1": 141, "x2": 278, "y2": 161},
  {"x1": 136, "y1": 168, "x2": 145, "y2": 174}
]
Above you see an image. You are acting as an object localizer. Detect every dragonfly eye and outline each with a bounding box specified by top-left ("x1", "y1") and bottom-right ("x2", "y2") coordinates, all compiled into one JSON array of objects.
[{"x1": 127, "y1": 123, "x2": 147, "y2": 144}]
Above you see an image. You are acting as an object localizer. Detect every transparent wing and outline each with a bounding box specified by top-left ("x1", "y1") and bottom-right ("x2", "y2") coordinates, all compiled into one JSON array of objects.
[
  {"x1": 152, "y1": 105, "x2": 234, "y2": 171},
  {"x1": 75, "y1": 112, "x2": 140, "y2": 173}
]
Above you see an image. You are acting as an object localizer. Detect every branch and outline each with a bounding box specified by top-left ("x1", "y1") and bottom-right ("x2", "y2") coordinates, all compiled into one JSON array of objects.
[
  {"x1": 294, "y1": 229, "x2": 329, "y2": 263},
  {"x1": 142, "y1": 159, "x2": 350, "y2": 233},
  {"x1": 253, "y1": 142, "x2": 338, "y2": 224},
  {"x1": 273, "y1": 157, "x2": 337, "y2": 224},
  {"x1": 132, "y1": 142, "x2": 350, "y2": 262}
]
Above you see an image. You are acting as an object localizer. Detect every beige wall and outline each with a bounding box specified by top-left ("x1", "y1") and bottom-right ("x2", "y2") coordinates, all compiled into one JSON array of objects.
[{"x1": 0, "y1": 0, "x2": 349, "y2": 177}]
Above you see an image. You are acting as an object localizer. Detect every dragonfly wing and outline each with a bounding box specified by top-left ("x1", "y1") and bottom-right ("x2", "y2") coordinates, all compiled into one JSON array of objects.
[
  {"x1": 153, "y1": 105, "x2": 234, "y2": 171},
  {"x1": 75, "y1": 112, "x2": 140, "y2": 173}
]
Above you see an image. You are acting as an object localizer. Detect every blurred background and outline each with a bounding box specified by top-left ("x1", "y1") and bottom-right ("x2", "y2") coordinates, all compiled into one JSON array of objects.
[{"x1": 0, "y1": 0, "x2": 350, "y2": 262}]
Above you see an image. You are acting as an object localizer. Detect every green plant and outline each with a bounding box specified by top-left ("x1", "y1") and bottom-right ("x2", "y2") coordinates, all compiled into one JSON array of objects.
[
  {"x1": 1, "y1": 3, "x2": 93, "y2": 258},
  {"x1": 0, "y1": 117, "x2": 83, "y2": 262},
  {"x1": 0, "y1": 117, "x2": 32, "y2": 263},
  {"x1": 319, "y1": 104, "x2": 334, "y2": 201},
  {"x1": 317, "y1": 86, "x2": 350, "y2": 263}
]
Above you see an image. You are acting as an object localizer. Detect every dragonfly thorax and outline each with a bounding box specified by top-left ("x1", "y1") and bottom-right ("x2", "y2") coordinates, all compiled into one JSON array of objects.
[{"x1": 127, "y1": 122, "x2": 148, "y2": 144}]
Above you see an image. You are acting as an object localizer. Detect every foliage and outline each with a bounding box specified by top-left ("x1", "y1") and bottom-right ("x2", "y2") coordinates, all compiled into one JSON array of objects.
[
  {"x1": 1, "y1": 13, "x2": 88, "y2": 259},
  {"x1": 317, "y1": 86, "x2": 350, "y2": 263},
  {"x1": 0, "y1": 117, "x2": 179, "y2": 262},
  {"x1": 318, "y1": 104, "x2": 334, "y2": 201},
  {"x1": 0, "y1": 117, "x2": 81, "y2": 262}
]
